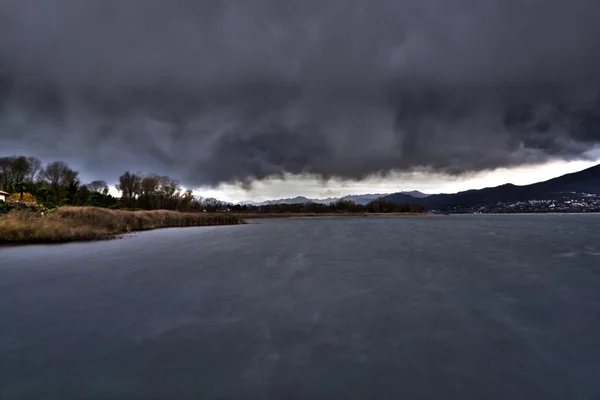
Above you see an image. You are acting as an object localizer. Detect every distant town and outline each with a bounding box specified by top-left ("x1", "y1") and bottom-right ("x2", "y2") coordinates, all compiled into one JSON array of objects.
[{"x1": 434, "y1": 192, "x2": 600, "y2": 214}]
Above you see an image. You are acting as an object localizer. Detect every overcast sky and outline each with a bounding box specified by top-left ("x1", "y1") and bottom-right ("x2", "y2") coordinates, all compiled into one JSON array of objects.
[{"x1": 1, "y1": 0, "x2": 600, "y2": 202}]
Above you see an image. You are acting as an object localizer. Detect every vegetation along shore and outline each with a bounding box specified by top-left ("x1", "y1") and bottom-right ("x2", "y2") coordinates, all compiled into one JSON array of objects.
[
  {"x1": 0, "y1": 207, "x2": 244, "y2": 245},
  {"x1": 0, "y1": 155, "x2": 427, "y2": 244}
]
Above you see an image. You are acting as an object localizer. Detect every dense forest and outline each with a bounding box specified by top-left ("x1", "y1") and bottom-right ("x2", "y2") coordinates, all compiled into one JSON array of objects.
[{"x1": 0, "y1": 155, "x2": 425, "y2": 214}]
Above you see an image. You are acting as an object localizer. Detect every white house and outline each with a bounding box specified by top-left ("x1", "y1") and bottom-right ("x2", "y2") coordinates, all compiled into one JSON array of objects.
[{"x1": 0, "y1": 190, "x2": 9, "y2": 202}]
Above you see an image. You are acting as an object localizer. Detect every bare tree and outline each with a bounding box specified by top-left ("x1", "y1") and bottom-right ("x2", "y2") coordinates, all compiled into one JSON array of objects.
[
  {"x1": 198, "y1": 197, "x2": 227, "y2": 212},
  {"x1": 139, "y1": 175, "x2": 160, "y2": 209},
  {"x1": 179, "y1": 189, "x2": 195, "y2": 212},
  {"x1": 87, "y1": 180, "x2": 109, "y2": 193},
  {"x1": 12, "y1": 156, "x2": 31, "y2": 185},
  {"x1": 0, "y1": 156, "x2": 36, "y2": 198},
  {"x1": 0, "y1": 157, "x2": 15, "y2": 192},
  {"x1": 158, "y1": 176, "x2": 181, "y2": 210},
  {"x1": 42, "y1": 161, "x2": 79, "y2": 203},
  {"x1": 116, "y1": 172, "x2": 141, "y2": 208},
  {"x1": 26, "y1": 157, "x2": 42, "y2": 182}
]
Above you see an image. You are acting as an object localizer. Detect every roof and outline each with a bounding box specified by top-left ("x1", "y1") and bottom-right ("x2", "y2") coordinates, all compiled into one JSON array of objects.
[{"x1": 0, "y1": 190, "x2": 9, "y2": 195}]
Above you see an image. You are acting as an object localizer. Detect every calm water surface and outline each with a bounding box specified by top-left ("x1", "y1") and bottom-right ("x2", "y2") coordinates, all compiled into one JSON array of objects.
[{"x1": 1, "y1": 215, "x2": 600, "y2": 399}]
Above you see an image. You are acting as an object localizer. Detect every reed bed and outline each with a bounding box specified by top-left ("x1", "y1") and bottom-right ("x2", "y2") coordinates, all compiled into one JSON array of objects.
[{"x1": 0, "y1": 207, "x2": 244, "y2": 244}]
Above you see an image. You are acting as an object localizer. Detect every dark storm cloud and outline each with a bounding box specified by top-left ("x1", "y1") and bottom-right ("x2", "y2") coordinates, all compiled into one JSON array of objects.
[{"x1": 1, "y1": 0, "x2": 600, "y2": 186}]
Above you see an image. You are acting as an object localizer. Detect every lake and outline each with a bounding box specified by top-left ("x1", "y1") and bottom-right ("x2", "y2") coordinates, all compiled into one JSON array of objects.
[{"x1": 1, "y1": 214, "x2": 599, "y2": 399}]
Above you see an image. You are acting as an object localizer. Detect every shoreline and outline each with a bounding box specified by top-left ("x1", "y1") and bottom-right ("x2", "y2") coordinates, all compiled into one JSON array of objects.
[
  {"x1": 5, "y1": 208, "x2": 596, "y2": 246},
  {"x1": 0, "y1": 207, "x2": 244, "y2": 245},
  {"x1": 231, "y1": 212, "x2": 434, "y2": 219},
  {"x1": 0, "y1": 208, "x2": 437, "y2": 246}
]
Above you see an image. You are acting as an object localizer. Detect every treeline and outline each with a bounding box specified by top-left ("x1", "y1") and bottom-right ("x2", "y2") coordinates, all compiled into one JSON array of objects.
[
  {"x1": 229, "y1": 198, "x2": 425, "y2": 214},
  {"x1": 114, "y1": 171, "x2": 230, "y2": 212},
  {"x1": 1, "y1": 155, "x2": 425, "y2": 214},
  {"x1": 1, "y1": 156, "x2": 118, "y2": 210},
  {"x1": 0, "y1": 155, "x2": 243, "y2": 213},
  {"x1": 0, "y1": 156, "x2": 204, "y2": 212}
]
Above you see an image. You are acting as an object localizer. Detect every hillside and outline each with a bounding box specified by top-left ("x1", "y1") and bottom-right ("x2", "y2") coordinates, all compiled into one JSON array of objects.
[
  {"x1": 384, "y1": 163, "x2": 600, "y2": 211},
  {"x1": 238, "y1": 191, "x2": 429, "y2": 207}
]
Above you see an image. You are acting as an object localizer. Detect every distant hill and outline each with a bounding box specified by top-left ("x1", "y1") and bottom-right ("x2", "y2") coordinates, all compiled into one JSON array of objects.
[
  {"x1": 238, "y1": 163, "x2": 600, "y2": 211},
  {"x1": 396, "y1": 190, "x2": 430, "y2": 198},
  {"x1": 237, "y1": 191, "x2": 429, "y2": 207},
  {"x1": 238, "y1": 194, "x2": 379, "y2": 206},
  {"x1": 264, "y1": 196, "x2": 317, "y2": 205},
  {"x1": 239, "y1": 196, "x2": 315, "y2": 206},
  {"x1": 240, "y1": 196, "x2": 336, "y2": 206},
  {"x1": 339, "y1": 191, "x2": 428, "y2": 204},
  {"x1": 338, "y1": 193, "x2": 391, "y2": 205},
  {"x1": 384, "y1": 163, "x2": 600, "y2": 210}
]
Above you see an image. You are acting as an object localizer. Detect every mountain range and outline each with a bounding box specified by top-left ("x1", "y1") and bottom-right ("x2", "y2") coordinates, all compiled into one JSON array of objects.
[
  {"x1": 237, "y1": 163, "x2": 600, "y2": 211},
  {"x1": 384, "y1": 163, "x2": 600, "y2": 211},
  {"x1": 239, "y1": 191, "x2": 429, "y2": 206}
]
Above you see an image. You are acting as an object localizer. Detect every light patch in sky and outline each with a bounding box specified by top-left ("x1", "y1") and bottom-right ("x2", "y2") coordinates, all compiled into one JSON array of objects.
[{"x1": 195, "y1": 160, "x2": 600, "y2": 203}]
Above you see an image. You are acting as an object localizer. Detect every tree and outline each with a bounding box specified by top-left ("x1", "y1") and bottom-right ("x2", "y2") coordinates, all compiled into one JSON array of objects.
[
  {"x1": 26, "y1": 157, "x2": 42, "y2": 182},
  {"x1": 198, "y1": 197, "x2": 228, "y2": 212},
  {"x1": 42, "y1": 161, "x2": 79, "y2": 205},
  {"x1": 116, "y1": 172, "x2": 141, "y2": 208},
  {"x1": 158, "y1": 176, "x2": 181, "y2": 210},
  {"x1": 13, "y1": 181, "x2": 28, "y2": 201},
  {"x1": 74, "y1": 185, "x2": 90, "y2": 206},
  {"x1": 8, "y1": 192, "x2": 37, "y2": 205},
  {"x1": 0, "y1": 155, "x2": 42, "y2": 195},
  {"x1": 65, "y1": 177, "x2": 81, "y2": 205},
  {"x1": 0, "y1": 156, "x2": 14, "y2": 192},
  {"x1": 87, "y1": 180, "x2": 109, "y2": 193},
  {"x1": 138, "y1": 175, "x2": 160, "y2": 210},
  {"x1": 11, "y1": 156, "x2": 31, "y2": 200},
  {"x1": 35, "y1": 186, "x2": 51, "y2": 206},
  {"x1": 11, "y1": 156, "x2": 30, "y2": 185},
  {"x1": 179, "y1": 189, "x2": 196, "y2": 212},
  {"x1": 330, "y1": 199, "x2": 357, "y2": 212}
]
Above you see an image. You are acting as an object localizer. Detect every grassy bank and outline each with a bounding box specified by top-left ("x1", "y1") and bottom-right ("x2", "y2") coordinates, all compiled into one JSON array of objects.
[{"x1": 0, "y1": 207, "x2": 244, "y2": 245}]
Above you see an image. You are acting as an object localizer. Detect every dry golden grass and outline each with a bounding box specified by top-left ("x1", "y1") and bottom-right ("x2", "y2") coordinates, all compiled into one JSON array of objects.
[{"x1": 0, "y1": 207, "x2": 244, "y2": 244}]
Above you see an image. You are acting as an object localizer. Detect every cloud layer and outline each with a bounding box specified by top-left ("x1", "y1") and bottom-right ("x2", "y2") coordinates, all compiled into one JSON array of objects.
[{"x1": 1, "y1": 0, "x2": 600, "y2": 187}]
